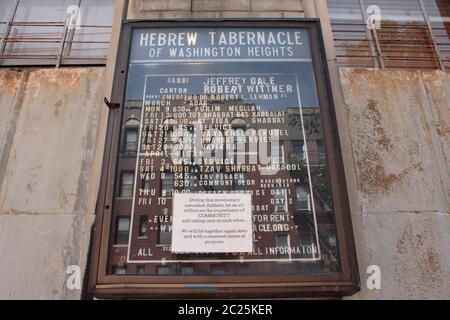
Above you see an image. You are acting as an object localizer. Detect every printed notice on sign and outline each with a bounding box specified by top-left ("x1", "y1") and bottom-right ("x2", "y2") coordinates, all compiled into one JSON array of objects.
[{"x1": 171, "y1": 193, "x2": 253, "y2": 253}]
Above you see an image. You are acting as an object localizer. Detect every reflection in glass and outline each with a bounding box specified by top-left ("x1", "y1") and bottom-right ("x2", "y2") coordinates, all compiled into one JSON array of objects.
[
  {"x1": 157, "y1": 209, "x2": 172, "y2": 245},
  {"x1": 115, "y1": 216, "x2": 130, "y2": 245},
  {"x1": 69, "y1": 0, "x2": 115, "y2": 58},
  {"x1": 124, "y1": 127, "x2": 138, "y2": 152},
  {"x1": 138, "y1": 215, "x2": 148, "y2": 237},
  {"x1": 119, "y1": 171, "x2": 134, "y2": 198},
  {"x1": 109, "y1": 27, "x2": 342, "y2": 277},
  {"x1": 295, "y1": 185, "x2": 310, "y2": 211},
  {"x1": 160, "y1": 172, "x2": 173, "y2": 197},
  {"x1": 2, "y1": 0, "x2": 115, "y2": 60}
]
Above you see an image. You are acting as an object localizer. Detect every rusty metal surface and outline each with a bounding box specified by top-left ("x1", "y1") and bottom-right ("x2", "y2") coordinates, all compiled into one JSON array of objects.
[
  {"x1": 328, "y1": 0, "x2": 449, "y2": 70},
  {"x1": 331, "y1": 20, "x2": 447, "y2": 69},
  {"x1": 0, "y1": 21, "x2": 112, "y2": 67}
]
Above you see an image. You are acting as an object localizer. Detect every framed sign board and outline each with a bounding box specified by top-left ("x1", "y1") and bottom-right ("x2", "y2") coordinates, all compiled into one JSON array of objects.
[{"x1": 88, "y1": 19, "x2": 359, "y2": 299}]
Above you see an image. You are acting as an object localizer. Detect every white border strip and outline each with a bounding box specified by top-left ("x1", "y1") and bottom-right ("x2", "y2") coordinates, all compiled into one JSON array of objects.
[{"x1": 130, "y1": 58, "x2": 312, "y2": 64}]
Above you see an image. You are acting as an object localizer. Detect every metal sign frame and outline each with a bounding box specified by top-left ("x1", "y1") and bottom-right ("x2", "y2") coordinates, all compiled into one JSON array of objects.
[{"x1": 87, "y1": 19, "x2": 360, "y2": 299}]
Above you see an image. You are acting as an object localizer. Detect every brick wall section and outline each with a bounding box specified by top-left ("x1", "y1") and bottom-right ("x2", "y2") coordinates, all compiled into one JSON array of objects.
[{"x1": 130, "y1": 0, "x2": 305, "y2": 19}]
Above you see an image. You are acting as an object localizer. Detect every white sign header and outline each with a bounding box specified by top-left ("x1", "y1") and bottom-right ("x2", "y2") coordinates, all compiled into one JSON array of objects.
[{"x1": 171, "y1": 193, "x2": 253, "y2": 253}]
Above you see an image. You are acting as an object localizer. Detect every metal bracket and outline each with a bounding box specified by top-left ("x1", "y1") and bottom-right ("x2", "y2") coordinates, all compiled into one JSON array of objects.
[{"x1": 104, "y1": 97, "x2": 120, "y2": 110}]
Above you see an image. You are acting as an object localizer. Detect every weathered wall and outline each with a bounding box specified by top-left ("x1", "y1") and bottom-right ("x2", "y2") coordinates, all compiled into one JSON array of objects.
[
  {"x1": 127, "y1": 0, "x2": 305, "y2": 19},
  {"x1": 339, "y1": 69, "x2": 450, "y2": 299},
  {"x1": 0, "y1": 68, "x2": 105, "y2": 299}
]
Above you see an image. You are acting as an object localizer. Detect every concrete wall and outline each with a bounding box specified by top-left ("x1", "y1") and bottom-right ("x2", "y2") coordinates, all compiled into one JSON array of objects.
[
  {"x1": 339, "y1": 69, "x2": 450, "y2": 299},
  {"x1": 127, "y1": 0, "x2": 305, "y2": 19},
  {"x1": 0, "y1": 68, "x2": 105, "y2": 299}
]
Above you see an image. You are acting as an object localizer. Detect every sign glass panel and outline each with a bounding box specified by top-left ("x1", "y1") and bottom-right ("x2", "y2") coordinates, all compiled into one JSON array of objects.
[{"x1": 108, "y1": 27, "x2": 341, "y2": 276}]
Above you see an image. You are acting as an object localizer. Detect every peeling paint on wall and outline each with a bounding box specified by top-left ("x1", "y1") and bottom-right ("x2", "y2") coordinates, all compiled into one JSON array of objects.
[
  {"x1": 0, "y1": 68, "x2": 104, "y2": 299},
  {"x1": 340, "y1": 68, "x2": 450, "y2": 300}
]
